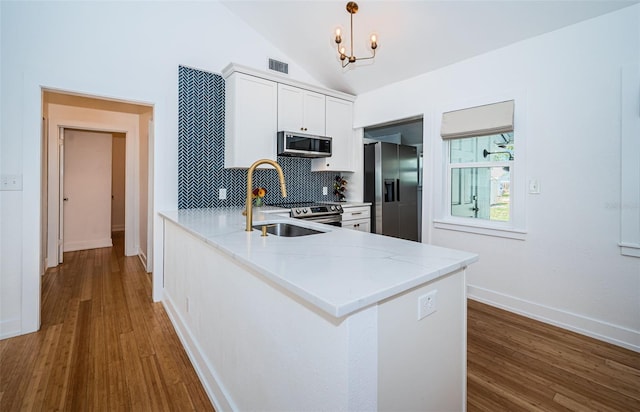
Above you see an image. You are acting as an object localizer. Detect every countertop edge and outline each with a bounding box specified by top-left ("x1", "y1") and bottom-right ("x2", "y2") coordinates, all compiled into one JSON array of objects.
[{"x1": 159, "y1": 209, "x2": 478, "y2": 319}]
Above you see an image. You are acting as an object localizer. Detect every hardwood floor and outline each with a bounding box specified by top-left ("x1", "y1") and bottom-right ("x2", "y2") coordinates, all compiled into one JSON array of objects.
[
  {"x1": 467, "y1": 299, "x2": 640, "y2": 411},
  {"x1": 0, "y1": 232, "x2": 214, "y2": 411},
  {"x1": 2, "y1": 235, "x2": 639, "y2": 411}
]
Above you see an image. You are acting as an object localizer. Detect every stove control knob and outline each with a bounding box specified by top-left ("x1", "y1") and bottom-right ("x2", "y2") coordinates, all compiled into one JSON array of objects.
[
  {"x1": 295, "y1": 209, "x2": 301, "y2": 215},
  {"x1": 337, "y1": 206, "x2": 342, "y2": 212},
  {"x1": 302, "y1": 208, "x2": 308, "y2": 214},
  {"x1": 330, "y1": 205, "x2": 336, "y2": 211}
]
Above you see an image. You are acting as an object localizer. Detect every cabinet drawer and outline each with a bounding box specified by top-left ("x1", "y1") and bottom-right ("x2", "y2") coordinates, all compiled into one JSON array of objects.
[
  {"x1": 341, "y1": 206, "x2": 370, "y2": 221},
  {"x1": 341, "y1": 218, "x2": 370, "y2": 232}
]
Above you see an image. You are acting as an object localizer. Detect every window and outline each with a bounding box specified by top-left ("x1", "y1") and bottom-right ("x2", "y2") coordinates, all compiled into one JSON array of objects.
[
  {"x1": 436, "y1": 99, "x2": 525, "y2": 239},
  {"x1": 449, "y1": 133, "x2": 513, "y2": 222}
]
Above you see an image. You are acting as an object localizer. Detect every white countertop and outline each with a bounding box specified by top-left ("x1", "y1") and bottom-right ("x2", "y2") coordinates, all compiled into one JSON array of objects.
[{"x1": 160, "y1": 208, "x2": 478, "y2": 318}]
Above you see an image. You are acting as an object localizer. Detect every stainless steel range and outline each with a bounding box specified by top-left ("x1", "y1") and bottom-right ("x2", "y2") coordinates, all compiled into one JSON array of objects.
[{"x1": 271, "y1": 202, "x2": 343, "y2": 226}]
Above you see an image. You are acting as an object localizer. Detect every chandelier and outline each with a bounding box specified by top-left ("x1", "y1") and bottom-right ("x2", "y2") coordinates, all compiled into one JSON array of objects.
[{"x1": 334, "y1": 2, "x2": 378, "y2": 68}]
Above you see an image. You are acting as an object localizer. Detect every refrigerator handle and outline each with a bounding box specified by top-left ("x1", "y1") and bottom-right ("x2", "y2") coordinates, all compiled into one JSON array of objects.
[{"x1": 396, "y1": 179, "x2": 400, "y2": 202}]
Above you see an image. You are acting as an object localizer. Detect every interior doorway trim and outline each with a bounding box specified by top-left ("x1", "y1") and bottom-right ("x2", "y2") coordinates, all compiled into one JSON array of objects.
[{"x1": 48, "y1": 122, "x2": 137, "y2": 267}]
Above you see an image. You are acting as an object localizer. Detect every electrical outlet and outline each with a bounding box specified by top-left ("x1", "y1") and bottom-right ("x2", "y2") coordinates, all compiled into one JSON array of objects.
[
  {"x1": 417, "y1": 290, "x2": 438, "y2": 320},
  {"x1": 219, "y1": 188, "x2": 227, "y2": 200},
  {"x1": 322, "y1": 186, "x2": 328, "y2": 195}
]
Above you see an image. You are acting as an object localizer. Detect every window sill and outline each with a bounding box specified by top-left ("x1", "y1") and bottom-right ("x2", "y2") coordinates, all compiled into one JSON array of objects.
[
  {"x1": 433, "y1": 219, "x2": 527, "y2": 240},
  {"x1": 619, "y1": 242, "x2": 640, "y2": 258}
]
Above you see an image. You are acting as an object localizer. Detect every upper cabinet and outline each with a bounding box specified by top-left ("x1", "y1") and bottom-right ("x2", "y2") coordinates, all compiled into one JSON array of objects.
[
  {"x1": 224, "y1": 72, "x2": 278, "y2": 168},
  {"x1": 312, "y1": 97, "x2": 355, "y2": 172},
  {"x1": 277, "y1": 84, "x2": 326, "y2": 135},
  {"x1": 222, "y1": 63, "x2": 355, "y2": 169}
]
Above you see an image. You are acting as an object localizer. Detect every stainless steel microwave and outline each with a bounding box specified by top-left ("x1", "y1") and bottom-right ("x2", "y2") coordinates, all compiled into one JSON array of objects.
[{"x1": 277, "y1": 131, "x2": 332, "y2": 158}]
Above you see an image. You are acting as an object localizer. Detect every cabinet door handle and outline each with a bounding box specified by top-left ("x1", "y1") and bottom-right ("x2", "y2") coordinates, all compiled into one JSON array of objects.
[{"x1": 352, "y1": 212, "x2": 362, "y2": 216}]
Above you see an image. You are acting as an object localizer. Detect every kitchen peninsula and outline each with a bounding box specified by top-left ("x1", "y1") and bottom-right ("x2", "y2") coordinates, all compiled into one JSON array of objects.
[{"x1": 160, "y1": 208, "x2": 478, "y2": 411}]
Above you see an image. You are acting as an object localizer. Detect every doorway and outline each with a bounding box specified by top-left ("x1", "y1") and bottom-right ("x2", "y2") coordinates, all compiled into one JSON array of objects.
[
  {"x1": 58, "y1": 129, "x2": 129, "y2": 259},
  {"x1": 363, "y1": 116, "x2": 424, "y2": 242},
  {"x1": 42, "y1": 90, "x2": 154, "y2": 271}
]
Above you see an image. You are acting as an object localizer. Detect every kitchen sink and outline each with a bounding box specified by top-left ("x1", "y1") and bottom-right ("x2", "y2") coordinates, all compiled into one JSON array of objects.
[{"x1": 253, "y1": 222, "x2": 325, "y2": 237}]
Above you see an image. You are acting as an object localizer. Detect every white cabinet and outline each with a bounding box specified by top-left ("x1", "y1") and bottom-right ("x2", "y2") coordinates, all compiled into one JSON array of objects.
[
  {"x1": 312, "y1": 97, "x2": 354, "y2": 172},
  {"x1": 277, "y1": 84, "x2": 326, "y2": 135},
  {"x1": 341, "y1": 205, "x2": 371, "y2": 232},
  {"x1": 225, "y1": 72, "x2": 278, "y2": 168},
  {"x1": 222, "y1": 63, "x2": 355, "y2": 169},
  {"x1": 342, "y1": 219, "x2": 370, "y2": 232}
]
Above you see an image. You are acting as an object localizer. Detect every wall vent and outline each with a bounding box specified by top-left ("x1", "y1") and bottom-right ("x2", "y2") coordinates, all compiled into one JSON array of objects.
[{"x1": 268, "y1": 59, "x2": 289, "y2": 75}]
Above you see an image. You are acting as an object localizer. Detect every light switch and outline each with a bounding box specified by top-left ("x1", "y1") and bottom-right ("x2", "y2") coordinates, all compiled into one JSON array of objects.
[
  {"x1": 528, "y1": 179, "x2": 540, "y2": 194},
  {"x1": 1, "y1": 174, "x2": 22, "y2": 191},
  {"x1": 322, "y1": 187, "x2": 328, "y2": 195},
  {"x1": 219, "y1": 188, "x2": 227, "y2": 200}
]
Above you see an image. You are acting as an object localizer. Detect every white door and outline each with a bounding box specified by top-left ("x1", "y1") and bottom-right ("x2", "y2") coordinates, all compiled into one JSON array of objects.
[{"x1": 63, "y1": 129, "x2": 113, "y2": 252}]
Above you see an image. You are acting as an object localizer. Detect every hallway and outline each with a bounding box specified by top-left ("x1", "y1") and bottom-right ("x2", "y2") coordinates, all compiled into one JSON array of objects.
[{"x1": 0, "y1": 232, "x2": 213, "y2": 411}]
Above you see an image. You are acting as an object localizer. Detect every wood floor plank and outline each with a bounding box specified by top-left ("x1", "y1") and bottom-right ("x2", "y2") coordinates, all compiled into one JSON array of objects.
[
  {"x1": 140, "y1": 354, "x2": 174, "y2": 412},
  {"x1": 19, "y1": 324, "x2": 63, "y2": 411},
  {"x1": 42, "y1": 296, "x2": 80, "y2": 411},
  {"x1": 65, "y1": 299, "x2": 93, "y2": 411},
  {"x1": 0, "y1": 232, "x2": 214, "y2": 411},
  {"x1": 553, "y1": 388, "x2": 624, "y2": 412},
  {"x1": 469, "y1": 308, "x2": 640, "y2": 409},
  {"x1": 1, "y1": 333, "x2": 43, "y2": 411},
  {"x1": 468, "y1": 299, "x2": 640, "y2": 412},
  {"x1": 119, "y1": 330, "x2": 155, "y2": 411}
]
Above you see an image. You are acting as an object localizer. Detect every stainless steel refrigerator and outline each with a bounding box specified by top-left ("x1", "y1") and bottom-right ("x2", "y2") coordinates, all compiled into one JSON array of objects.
[{"x1": 364, "y1": 142, "x2": 419, "y2": 241}]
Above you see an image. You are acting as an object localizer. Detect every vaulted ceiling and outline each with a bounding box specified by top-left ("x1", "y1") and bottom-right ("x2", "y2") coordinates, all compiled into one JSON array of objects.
[{"x1": 222, "y1": 0, "x2": 638, "y2": 96}]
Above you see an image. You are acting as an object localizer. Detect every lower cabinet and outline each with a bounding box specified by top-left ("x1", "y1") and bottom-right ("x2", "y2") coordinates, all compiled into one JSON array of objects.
[{"x1": 341, "y1": 205, "x2": 371, "y2": 232}]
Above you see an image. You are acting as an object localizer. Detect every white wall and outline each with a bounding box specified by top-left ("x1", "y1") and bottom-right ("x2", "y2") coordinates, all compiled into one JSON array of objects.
[
  {"x1": 0, "y1": 1, "x2": 319, "y2": 338},
  {"x1": 355, "y1": 6, "x2": 640, "y2": 350}
]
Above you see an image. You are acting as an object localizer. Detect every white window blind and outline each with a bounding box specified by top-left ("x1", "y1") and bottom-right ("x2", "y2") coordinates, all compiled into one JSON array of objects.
[{"x1": 441, "y1": 100, "x2": 514, "y2": 139}]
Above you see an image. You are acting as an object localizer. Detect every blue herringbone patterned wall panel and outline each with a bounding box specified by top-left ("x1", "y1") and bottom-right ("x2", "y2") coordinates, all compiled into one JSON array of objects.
[{"x1": 178, "y1": 66, "x2": 340, "y2": 209}]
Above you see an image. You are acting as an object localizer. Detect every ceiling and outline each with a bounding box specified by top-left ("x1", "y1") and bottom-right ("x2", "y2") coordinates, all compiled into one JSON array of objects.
[{"x1": 221, "y1": 0, "x2": 637, "y2": 96}]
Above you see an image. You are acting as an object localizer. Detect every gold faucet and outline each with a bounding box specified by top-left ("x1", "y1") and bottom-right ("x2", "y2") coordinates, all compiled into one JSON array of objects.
[{"x1": 245, "y1": 159, "x2": 287, "y2": 231}]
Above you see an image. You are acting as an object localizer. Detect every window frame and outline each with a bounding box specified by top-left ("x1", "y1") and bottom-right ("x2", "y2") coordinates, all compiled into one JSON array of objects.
[{"x1": 433, "y1": 94, "x2": 527, "y2": 240}]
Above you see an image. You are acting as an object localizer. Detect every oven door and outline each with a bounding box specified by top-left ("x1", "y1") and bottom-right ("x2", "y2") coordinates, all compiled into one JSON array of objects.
[{"x1": 296, "y1": 215, "x2": 342, "y2": 227}]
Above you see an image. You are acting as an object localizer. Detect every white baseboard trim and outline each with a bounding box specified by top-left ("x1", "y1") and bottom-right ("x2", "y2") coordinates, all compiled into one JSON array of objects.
[
  {"x1": 138, "y1": 249, "x2": 148, "y2": 272},
  {"x1": 0, "y1": 318, "x2": 22, "y2": 340},
  {"x1": 64, "y1": 238, "x2": 112, "y2": 252},
  {"x1": 162, "y1": 291, "x2": 236, "y2": 411},
  {"x1": 467, "y1": 285, "x2": 640, "y2": 353}
]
